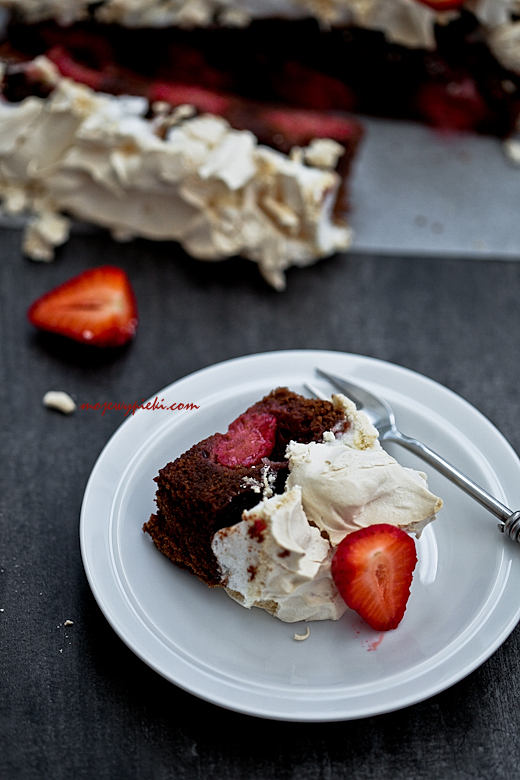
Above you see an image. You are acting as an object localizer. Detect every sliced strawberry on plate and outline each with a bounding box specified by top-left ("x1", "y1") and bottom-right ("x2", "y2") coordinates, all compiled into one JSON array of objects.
[
  {"x1": 331, "y1": 523, "x2": 417, "y2": 631},
  {"x1": 28, "y1": 265, "x2": 138, "y2": 347}
]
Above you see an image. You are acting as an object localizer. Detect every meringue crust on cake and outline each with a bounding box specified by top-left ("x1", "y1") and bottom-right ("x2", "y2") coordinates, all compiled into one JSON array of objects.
[{"x1": 0, "y1": 55, "x2": 360, "y2": 290}]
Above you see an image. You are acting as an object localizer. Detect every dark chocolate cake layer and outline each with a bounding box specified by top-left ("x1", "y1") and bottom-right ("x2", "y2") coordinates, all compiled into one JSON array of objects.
[
  {"x1": 143, "y1": 388, "x2": 346, "y2": 586},
  {"x1": 3, "y1": 13, "x2": 520, "y2": 136}
]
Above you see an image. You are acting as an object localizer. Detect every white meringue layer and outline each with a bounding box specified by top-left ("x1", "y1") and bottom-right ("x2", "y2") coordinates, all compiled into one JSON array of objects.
[{"x1": 212, "y1": 485, "x2": 347, "y2": 622}]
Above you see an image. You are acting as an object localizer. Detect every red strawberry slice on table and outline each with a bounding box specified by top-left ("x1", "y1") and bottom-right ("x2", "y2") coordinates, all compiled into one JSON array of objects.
[
  {"x1": 331, "y1": 523, "x2": 418, "y2": 631},
  {"x1": 28, "y1": 265, "x2": 138, "y2": 348}
]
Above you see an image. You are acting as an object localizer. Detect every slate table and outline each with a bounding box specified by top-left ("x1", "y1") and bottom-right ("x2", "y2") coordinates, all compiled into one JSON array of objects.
[{"x1": 2, "y1": 225, "x2": 520, "y2": 780}]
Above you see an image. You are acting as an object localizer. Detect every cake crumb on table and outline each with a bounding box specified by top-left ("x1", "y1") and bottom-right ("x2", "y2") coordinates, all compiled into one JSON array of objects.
[
  {"x1": 503, "y1": 139, "x2": 520, "y2": 165},
  {"x1": 42, "y1": 391, "x2": 76, "y2": 414}
]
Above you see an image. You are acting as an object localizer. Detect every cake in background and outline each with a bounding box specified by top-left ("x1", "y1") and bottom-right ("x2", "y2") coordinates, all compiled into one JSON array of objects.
[{"x1": 0, "y1": 0, "x2": 519, "y2": 287}]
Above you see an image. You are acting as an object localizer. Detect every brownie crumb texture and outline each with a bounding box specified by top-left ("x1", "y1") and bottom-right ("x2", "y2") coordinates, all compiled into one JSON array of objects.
[{"x1": 143, "y1": 388, "x2": 344, "y2": 586}]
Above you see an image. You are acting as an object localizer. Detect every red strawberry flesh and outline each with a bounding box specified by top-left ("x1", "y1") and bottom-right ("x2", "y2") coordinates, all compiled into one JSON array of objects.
[
  {"x1": 272, "y1": 60, "x2": 357, "y2": 112},
  {"x1": 331, "y1": 523, "x2": 417, "y2": 631},
  {"x1": 46, "y1": 46, "x2": 233, "y2": 115},
  {"x1": 416, "y1": 0, "x2": 464, "y2": 9},
  {"x1": 226, "y1": 102, "x2": 363, "y2": 153},
  {"x1": 214, "y1": 412, "x2": 277, "y2": 468},
  {"x1": 27, "y1": 265, "x2": 138, "y2": 347},
  {"x1": 415, "y1": 78, "x2": 489, "y2": 132}
]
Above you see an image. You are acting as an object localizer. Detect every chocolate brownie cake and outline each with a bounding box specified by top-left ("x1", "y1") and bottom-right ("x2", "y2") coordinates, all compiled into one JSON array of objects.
[{"x1": 143, "y1": 388, "x2": 346, "y2": 586}]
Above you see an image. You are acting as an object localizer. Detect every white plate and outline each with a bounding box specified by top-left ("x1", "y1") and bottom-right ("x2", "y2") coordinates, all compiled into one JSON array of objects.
[{"x1": 80, "y1": 350, "x2": 520, "y2": 721}]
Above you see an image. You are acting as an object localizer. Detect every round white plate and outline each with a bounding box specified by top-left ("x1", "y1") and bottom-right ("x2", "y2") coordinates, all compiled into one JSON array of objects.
[{"x1": 80, "y1": 350, "x2": 520, "y2": 721}]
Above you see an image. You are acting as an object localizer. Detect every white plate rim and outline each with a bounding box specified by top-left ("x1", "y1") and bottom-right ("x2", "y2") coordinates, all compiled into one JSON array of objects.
[{"x1": 79, "y1": 349, "x2": 520, "y2": 721}]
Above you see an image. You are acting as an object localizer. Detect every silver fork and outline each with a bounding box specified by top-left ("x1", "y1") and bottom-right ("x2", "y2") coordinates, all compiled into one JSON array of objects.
[{"x1": 308, "y1": 368, "x2": 520, "y2": 543}]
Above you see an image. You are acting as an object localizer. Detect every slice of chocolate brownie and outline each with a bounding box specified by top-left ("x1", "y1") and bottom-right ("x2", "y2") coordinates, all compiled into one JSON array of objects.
[{"x1": 143, "y1": 388, "x2": 346, "y2": 586}]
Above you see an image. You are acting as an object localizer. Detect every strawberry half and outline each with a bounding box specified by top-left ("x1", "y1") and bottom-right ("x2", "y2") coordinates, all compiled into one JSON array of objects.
[
  {"x1": 28, "y1": 265, "x2": 138, "y2": 347},
  {"x1": 331, "y1": 524, "x2": 417, "y2": 631}
]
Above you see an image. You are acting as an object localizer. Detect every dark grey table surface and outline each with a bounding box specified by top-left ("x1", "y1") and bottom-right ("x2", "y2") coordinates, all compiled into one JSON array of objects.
[{"x1": 3, "y1": 225, "x2": 520, "y2": 780}]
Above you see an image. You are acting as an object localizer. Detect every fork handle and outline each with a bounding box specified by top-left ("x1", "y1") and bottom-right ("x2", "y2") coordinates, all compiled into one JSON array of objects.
[{"x1": 382, "y1": 429, "x2": 520, "y2": 541}]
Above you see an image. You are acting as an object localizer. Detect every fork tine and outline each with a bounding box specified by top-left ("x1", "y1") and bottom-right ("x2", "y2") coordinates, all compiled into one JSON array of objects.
[
  {"x1": 304, "y1": 383, "x2": 329, "y2": 400},
  {"x1": 315, "y1": 368, "x2": 368, "y2": 410}
]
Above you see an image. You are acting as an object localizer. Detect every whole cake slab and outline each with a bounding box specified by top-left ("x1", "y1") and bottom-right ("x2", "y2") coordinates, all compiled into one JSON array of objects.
[{"x1": 2, "y1": 0, "x2": 520, "y2": 281}]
